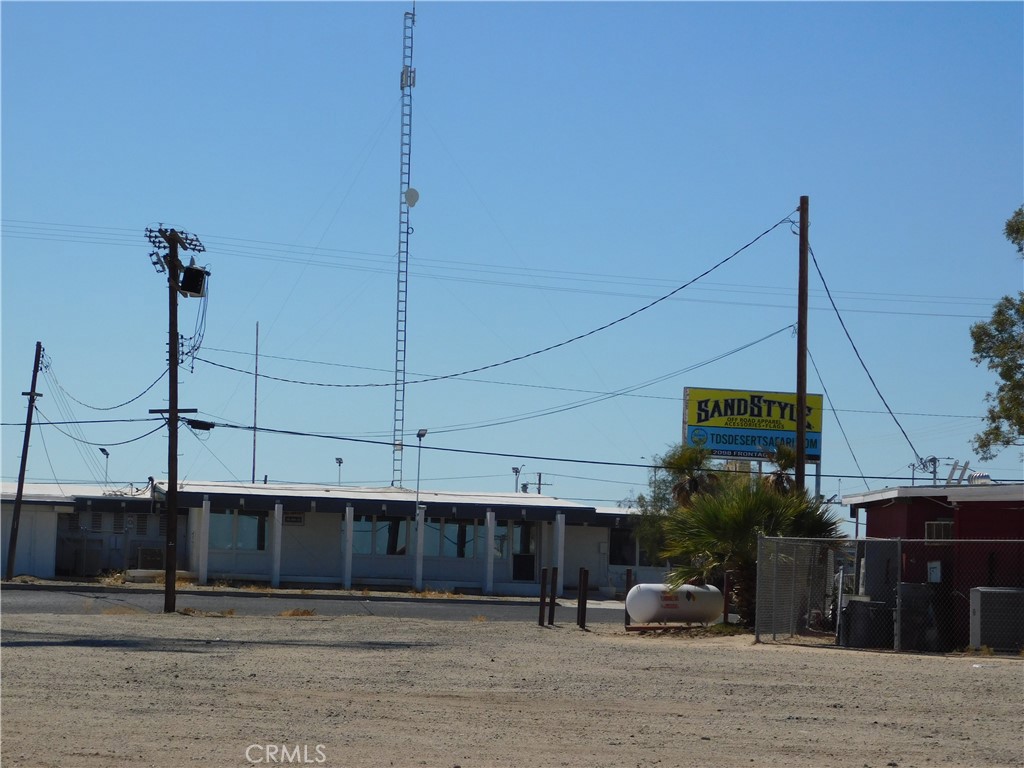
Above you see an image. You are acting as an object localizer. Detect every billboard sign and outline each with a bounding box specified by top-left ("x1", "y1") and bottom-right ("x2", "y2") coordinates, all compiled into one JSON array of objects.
[{"x1": 683, "y1": 387, "x2": 823, "y2": 462}]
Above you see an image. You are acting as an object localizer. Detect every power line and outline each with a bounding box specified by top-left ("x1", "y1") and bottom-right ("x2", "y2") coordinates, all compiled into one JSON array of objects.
[{"x1": 810, "y1": 243, "x2": 922, "y2": 464}]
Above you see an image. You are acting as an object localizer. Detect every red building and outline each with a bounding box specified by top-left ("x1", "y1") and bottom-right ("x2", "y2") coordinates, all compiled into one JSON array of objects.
[{"x1": 843, "y1": 481, "x2": 1023, "y2": 651}]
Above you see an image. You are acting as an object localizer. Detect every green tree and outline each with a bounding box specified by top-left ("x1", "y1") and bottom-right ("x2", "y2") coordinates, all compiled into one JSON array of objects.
[
  {"x1": 661, "y1": 484, "x2": 844, "y2": 626},
  {"x1": 969, "y1": 206, "x2": 1024, "y2": 460},
  {"x1": 662, "y1": 444, "x2": 721, "y2": 506},
  {"x1": 1004, "y1": 205, "x2": 1024, "y2": 256},
  {"x1": 970, "y1": 291, "x2": 1024, "y2": 459},
  {"x1": 626, "y1": 455, "x2": 675, "y2": 565}
]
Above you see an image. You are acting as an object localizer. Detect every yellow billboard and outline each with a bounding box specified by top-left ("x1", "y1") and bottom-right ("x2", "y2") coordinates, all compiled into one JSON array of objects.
[{"x1": 683, "y1": 387, "x2": 823, "y2": 461}]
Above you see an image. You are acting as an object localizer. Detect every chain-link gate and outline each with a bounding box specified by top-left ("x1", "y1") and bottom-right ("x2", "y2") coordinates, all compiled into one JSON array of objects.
[{"x1": 756, "y1": 536, "x2": 1024, "y2": 653}]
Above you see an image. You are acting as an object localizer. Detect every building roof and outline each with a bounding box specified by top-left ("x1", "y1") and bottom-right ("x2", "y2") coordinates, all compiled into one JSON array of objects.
[
  {"x1": 843, "y1": 483, "x2": 1024, "y2": 507},
  {"x1": 2, "y1": 480, "x2": 602, "y2": 521}
]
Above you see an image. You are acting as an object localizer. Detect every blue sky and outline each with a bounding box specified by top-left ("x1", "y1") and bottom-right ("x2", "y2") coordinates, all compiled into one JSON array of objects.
[{"x1": 2, "y1": 1, "x2": 1022, "y2": 524}]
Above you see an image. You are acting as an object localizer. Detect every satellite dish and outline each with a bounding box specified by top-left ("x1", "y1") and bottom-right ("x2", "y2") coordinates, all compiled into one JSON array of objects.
[{"x1": 405, "y1": 187, "x2": 420, "y2": 207}]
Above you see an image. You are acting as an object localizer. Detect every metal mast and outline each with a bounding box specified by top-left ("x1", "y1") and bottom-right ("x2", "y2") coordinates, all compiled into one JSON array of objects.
[{"x1": 392, "y1": 5, "x2": 416, "y2": 486}]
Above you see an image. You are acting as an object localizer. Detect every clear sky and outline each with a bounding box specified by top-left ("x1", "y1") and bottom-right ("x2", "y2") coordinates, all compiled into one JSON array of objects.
[{"x1": 2, "y1": 1, "x2": 1022, "y2": 527}]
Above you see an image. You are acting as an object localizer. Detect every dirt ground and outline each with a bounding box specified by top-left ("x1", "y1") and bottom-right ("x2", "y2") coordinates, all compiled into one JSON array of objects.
[{"x1": 2, "y1": 608, "x2": 1022, "y2": 768}]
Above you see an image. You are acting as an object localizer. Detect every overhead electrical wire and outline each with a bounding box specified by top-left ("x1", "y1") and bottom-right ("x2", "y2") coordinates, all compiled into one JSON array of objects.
[
  {"x1": 43, "y1": 358, "x2": 169, "y2": 411},
  {"x1": 2, "y1": 218, "x2": 999, "y2": 318},
  {"x1": 809, "y1": 243, "x2": 923, "y2": 464},
  {"x1": 808, "y1": 347, "x2": 870, "y2": 492},
  {"x1": 195, "y1": 212, "x2": 799, "y2": 389},
  {"x1": 35, "y1": 408, "x2": 166, "y2": 447}
]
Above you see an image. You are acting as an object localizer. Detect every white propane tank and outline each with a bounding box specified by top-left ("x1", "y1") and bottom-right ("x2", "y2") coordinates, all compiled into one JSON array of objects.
[{"x1": 625, "y1": 583, "x2": 724, "y2": 624}]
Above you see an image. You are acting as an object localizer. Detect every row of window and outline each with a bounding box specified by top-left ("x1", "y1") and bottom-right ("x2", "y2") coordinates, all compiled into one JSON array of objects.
[
  {"x1": 207, "y1": 511, "x2": 539, "y2": 560},
  {"x1": 59, "y1": 512, "x2": 161, "y2": 537},
  {"x1": 60, "y1": 510, "x2": 654, "y2": 564}
]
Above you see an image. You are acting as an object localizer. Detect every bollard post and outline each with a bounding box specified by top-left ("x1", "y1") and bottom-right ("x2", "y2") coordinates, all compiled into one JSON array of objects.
[
  {"x1": 547, "y1": 566, "x2": 558, "y2": 625},
  {"x1": 539, "y1": 567, "x2": 548, "y2": 627},
  {"x1": 625, "y1": 568, "x2": 633, "y2": 628},
  {"x1": 576, "y1": 567, "x2": 585, "y2": 626},
  {"x1": 579, "y1": 568, "x2": 589, "y2": 630}
]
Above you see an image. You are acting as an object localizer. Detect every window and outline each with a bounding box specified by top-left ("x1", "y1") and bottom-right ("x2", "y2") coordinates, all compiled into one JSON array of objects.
[
  {"x1": 423, "y1": 518, "x2": 443, "y2": 557},
  {"x1": 113, "y1": 512, "x2": 125, "y2": 534},
  {"x1": 925, "y1": 520, "x2": 953, "y2": 541},
  {"x1": 609, "y1": 528, "x2": 636, "y2": 566},
  {"x1": 351, "y1": 518, "x2": 374, "y2": 555},
  {"x1": 135, "y1": 514, "x2": 149, "y2": 537},
  {"x1": 90, "y1": 512, "x2": 103, "y2": 532},
  {"x1": 208, "y1": 509, "x2": 268, "y2": 551},
  {"x1": 441, "y1": 521, "x2": 476, "y2": 559},
  {"x1": 374, "y1": 518, "x2": 409, "y2": 556}
]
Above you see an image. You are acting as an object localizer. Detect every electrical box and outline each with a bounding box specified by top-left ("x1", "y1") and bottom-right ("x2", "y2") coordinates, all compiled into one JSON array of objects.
[
  {"x1": 179, "y1": 265, "x2": 209, "y2": 298},
  {"x1": 927, "y1": 561, "x2": 942, "y2": 583}
]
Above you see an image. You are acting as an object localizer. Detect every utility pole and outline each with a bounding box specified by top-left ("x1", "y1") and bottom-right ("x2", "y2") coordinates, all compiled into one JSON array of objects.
[
  {"x1": 145, "y1": 226, "x2": 206, "y2": 613},
  {"x1": 5, "y1": 341, "x2": 44, "y2": 582},
  {"x1": 796, "y1": 195, "x2": 809, "y2": 492}
]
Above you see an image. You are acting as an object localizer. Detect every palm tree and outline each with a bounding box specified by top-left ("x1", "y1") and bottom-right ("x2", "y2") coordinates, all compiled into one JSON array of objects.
[
  {"x1": 661, "y1": 483, "x2": 844, "y2": 626},
  {"x1": 761, "y1": 443, "x2": 798, "y2": 495},
  {"x1": 662, "y1": 444, "x2": 721, "y2": 506}
]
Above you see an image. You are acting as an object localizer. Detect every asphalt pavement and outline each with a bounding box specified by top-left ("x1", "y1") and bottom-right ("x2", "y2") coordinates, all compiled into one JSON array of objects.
[{"x1": 0, "y1": 581, "x2": 627, "y2": 625}]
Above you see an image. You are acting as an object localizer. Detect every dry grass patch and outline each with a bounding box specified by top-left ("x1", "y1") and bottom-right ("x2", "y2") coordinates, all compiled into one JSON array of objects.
[
  {"x1": 471, "y1": 615, "x2": 488, "y2": 622},
  {"x1": 278, "y1": 608, "x2": 317, "y2": 617},
  {"x1": 178, "y1": 607, "x2": 236, "y2": 618},
  {"x1": 101, "y1": 605, "x2": 145, "y2": 615}
]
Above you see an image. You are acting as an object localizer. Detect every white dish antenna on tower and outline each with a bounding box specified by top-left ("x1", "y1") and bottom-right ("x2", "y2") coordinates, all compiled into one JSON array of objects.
[{"x1": 405, "y1": 187, "x2": 419, "y2": 207}]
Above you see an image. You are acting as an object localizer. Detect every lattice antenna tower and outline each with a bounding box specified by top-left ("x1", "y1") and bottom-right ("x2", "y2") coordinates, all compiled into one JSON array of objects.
[{"x1": 392, "y1": 4, "x2": 417, "y2": 486}]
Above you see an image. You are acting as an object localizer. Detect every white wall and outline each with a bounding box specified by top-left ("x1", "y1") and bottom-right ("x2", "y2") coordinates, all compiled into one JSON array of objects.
[
  {"x1": 280, "y1": 511, "x2": 343, "y2": 580},
  {"x1": 563, "y1": 525, "x2": 608, "y2": 590},
  {"x1": 1, "y1": 502, "x2": 59, "y2": 578}
]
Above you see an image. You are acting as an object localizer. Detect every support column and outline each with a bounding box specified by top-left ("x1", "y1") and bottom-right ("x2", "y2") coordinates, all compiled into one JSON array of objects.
[
  {"x1": 485, "y1": 509, "x2": 495, "y2": 595},
  {"x1": 343, "y1": 504, "x2": 354, "y2": 590},
  {"x1": 198, "y1": 496, "x2": 210, "y2": 585},
  {"x1": 271, "y1": 502, "x2": 283, "y2": 588},
  {"x1": 554, "y1": 512, "x2": 565, "y2": 597},
  {"x1": 414, "y1": 503, "x2": 425, "y2": 591}
]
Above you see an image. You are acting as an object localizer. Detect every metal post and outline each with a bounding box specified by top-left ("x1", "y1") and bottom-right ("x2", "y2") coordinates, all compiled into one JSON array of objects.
[
  {"x1": 576, "y1": 567, "x2": 585, "y2": 626},
  {"x1": 894, "y1": 538, "x2": 902, "y2": 651},
  {"x1": 547, "y1": 566, "x2": 558, "y2": 625},
  {"x1": 772, "y1": 538, "x2": 779, "y2": 641},
  {"x1": 625, "y1": 568, "x2": 633, "y2": 628},
  {"x1": 5, "y1": 341, "x2": 43, "y2": 582},
  {"x1": 539, "y1": 567, "x2": 548, "y2": 627},
  {"x1": 579, "y1": 568, "x2": 589, "y2": 630}
]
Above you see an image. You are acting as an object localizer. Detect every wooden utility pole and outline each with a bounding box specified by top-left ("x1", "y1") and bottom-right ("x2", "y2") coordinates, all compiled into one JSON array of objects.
[
  {"x1": 145, "y1": 226, "x2": 205, "y2": 613},
  {"x1": 5, "y1": 341, "x2": 44, "y2": 581},
  {"x1": 796, "y1": 196, "x2": 809, "y2": 492}
]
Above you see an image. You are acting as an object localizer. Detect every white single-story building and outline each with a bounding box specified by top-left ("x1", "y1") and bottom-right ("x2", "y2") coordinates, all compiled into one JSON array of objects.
[{"x1": 2, "y1": 481, "x2": 668, "y2": 596}]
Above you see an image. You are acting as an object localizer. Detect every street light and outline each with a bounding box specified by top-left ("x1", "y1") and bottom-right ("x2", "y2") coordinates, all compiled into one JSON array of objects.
[
  {"x1": 414, "y1": 429, "x2": 427, "y2": 591},
  {"x1": 99, "y1": 448, "x2": 110, "y2": 485},
  {"x1": 512, "y1": 464, "x2": 524, "y2": 492},
  {"x1": 335, "y1": 457, "x2": 343, "y2": 486}
]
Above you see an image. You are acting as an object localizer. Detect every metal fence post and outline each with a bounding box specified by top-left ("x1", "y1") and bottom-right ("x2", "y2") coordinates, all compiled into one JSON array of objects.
[
  {"x1": 772, "y1": 538, "x2": 779, "y2": 641},
  {"x1": 894, "y1": 538, "x2": 902, "y2": 652}
]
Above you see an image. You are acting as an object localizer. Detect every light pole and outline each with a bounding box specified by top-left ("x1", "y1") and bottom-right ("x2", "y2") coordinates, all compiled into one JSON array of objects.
[
  {"x1": 414, "y1": 429, "x2": 427, "y2": 591},
  {"x1": 512, "y1": 465, "x2": 524, "y2": 493},
  {"x1": 99, "y1": 448, "x2": 110, "y2": 485},
  {"x1": 335, "y1": 457, "x2": 343, "y2": 486}
]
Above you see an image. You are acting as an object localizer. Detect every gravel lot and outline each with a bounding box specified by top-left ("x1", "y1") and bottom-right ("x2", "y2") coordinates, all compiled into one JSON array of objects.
[{"x1": 2, "y1": 609, "x2": 1022, "y2": 768}]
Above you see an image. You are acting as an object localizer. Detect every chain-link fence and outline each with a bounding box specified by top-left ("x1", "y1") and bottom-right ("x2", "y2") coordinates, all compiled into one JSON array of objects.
[{"x1": 755, "y1": 536, "x2": 1024, "y2": 653}]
